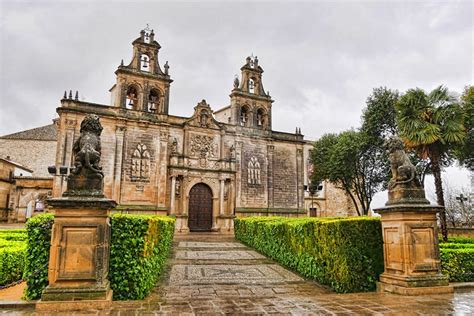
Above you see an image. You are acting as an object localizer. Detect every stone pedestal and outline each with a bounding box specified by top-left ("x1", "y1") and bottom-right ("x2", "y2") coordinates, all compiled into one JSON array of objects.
[
  {"x1": 375, "y1": 204, "x2": 453, "y2": 295},
  {"x1": 37, "y1": 196, "x2": 116, "y2": 311}
]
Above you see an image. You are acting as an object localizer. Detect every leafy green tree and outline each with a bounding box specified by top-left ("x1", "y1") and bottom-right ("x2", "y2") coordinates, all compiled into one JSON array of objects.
[
  {"x1": 396, "y1": 86, "x2": 466, "y2": 241},
  {"x1": 457, "y1": 86, "x2": 474, "y2": 171},
  {"x1": 361, "y1": 87, "x2": 399, "y2": 140},
  {"x1": 311, "y1": 130, "x2": 385, "y2": 216}
]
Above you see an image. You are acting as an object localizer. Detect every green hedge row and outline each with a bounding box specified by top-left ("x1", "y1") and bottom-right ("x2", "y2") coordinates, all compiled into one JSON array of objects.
[
  {"x1": 439, "y1": 243, "x2": 474, "y2": 249},
  {"x1": 440, "y1": 248, "x2": 474, "y2": 282},
  {"x1": 23, "y1": 214, "x2": 54, "y2": 300},
  {"x1": 109, "y1": 214, "x2": 175, "y2": 300},
  {"x1": 445, "y1": 236, "x2": 474, "y2": 244},
  {"x1": 234, "y1": 216, "x2": 384, "y2": 293}
]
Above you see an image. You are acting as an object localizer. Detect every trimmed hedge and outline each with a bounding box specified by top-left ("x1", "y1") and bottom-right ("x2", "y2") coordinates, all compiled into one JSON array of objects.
[
  {"x1": 234, "y1": 216, "x2": 384, "y2": 293},
  {"x1": 109, "y1": 214, "x2": 175, "y2": 300},
  {"x1": 440, "y1": 248, "x2": 474, "y2": 282},
  {"x1": 0, "y1": 229, "x2": 27, "y2": 286},
  {"x1": 23, "y1": 213, "x2": 54, "y2": 300},
  {"x1": 439, "y1": 236, "x2": 474, "y2": 281}
]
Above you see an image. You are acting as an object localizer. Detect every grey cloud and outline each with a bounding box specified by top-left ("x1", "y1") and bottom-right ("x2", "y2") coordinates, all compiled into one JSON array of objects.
[{"x1": 1, "y1": 0, "x2": 472, "y2": 140}]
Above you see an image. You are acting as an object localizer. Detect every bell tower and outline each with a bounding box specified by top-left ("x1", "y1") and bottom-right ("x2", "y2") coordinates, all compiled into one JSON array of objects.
[
  {"x1": 229, "y1": 56, "x2": 273, "y2": 130},
  {"x1": 110, "y1": 26, "x2": 172, "y2": 114}
]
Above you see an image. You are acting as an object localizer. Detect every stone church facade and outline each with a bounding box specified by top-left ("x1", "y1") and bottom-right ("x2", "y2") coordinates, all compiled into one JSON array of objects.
[{"x1": 50, "y1": 28, "x2": 355, "y2": 231}]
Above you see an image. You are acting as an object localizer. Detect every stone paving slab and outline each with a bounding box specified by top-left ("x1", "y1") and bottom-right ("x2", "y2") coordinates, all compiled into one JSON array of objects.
[
  {"x1": 175, "y1": 250, "x2": 266, "y2": 260},
  {"x1": 178, "y1": 241, "x2": 244, "y2": 248},
  {"x1": 170, "y1": 264, "x2": 303, "y2": 285}
]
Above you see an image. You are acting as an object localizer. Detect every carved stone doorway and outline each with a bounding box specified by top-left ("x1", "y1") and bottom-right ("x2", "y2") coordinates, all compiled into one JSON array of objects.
[{"x1": 188, "y1": 183, "x2": 213, "y2": 231}]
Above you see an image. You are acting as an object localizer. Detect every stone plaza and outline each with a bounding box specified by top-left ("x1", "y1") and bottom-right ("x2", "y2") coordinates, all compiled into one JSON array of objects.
[{"x1": 2, "y1": 233, "x2": 473, "y2": 315}]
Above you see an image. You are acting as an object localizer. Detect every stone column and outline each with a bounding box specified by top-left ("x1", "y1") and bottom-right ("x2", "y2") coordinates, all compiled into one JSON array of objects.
[
  {"x1": 219, "y1": 179, "x2": 225, "y2": 215},
  {"x1": 170, "y1": 176, "x2": 176, "y2": 214},
  {"x1": 112, "y1": 126, "x2": 125, "y2": 201}
]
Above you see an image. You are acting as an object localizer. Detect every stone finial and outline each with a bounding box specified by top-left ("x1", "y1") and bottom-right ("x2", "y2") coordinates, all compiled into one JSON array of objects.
[
  {"x1": 254, "y1": 56, "x2": 259, "y2": 67},
  {"x1": 385, "y1": 136, "x2": 430, "y2": 206},
  {"x1": 64, "y1": 114, "x2": 105, "y2": 197},
  {"x1": 120, "y1": 59, "x2": 124, "y2": 66},
  {"x1": 164, "y1": 61, "x2": 169, "y2": 75},
  {"x1": 68, "y1": 90, "x2": 73, "y2": 99},
  {"x1": 75, "y1": 91, "x2": 79, "y2": 101},
  {"x1": 63, "y1": 91, "x2": 67, "y2": 99}
]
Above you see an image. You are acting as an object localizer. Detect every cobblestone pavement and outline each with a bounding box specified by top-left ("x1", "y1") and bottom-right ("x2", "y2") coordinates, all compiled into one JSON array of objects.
[{"x1": 2, "y1": 233, "x2": 474, "y2": 315}]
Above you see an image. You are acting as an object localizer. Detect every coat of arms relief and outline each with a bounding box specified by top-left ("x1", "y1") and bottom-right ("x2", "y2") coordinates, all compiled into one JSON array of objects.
[{"x1": 189, "y1": 134, "x2": 217, "y2": 168}]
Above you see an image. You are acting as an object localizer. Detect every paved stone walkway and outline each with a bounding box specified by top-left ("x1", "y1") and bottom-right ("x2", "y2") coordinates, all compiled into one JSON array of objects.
[{"x1": 2, "y1": 233, "x2": 474, "y2": 315}]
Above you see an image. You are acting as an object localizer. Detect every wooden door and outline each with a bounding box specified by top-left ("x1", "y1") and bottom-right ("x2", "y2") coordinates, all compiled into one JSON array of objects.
[{"x1": 188, "y1": 183, "x2": 213, "y2": 231}]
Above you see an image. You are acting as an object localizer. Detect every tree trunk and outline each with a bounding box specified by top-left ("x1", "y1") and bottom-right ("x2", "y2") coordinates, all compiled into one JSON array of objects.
[{"x1": 431, "y1": 151, "x2": 448, "y2": 241}]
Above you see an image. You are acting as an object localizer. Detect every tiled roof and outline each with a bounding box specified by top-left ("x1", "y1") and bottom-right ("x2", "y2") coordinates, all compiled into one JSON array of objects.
[{"x1": 0, "y1": 124, "x2": 57, "y2": 141}]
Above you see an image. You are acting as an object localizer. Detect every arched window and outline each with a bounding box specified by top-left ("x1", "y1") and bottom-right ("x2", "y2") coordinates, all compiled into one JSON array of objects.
[
  {"x1": 131, "y1": 143, "x2": 151, "y2": 182},
  {"x1": 248, "y1": 79, "x2": 255, "y2": 94},
  {"x1": 240, "y1": 106, "x2": 248, "y2": 126},
  {"x1": 148, "y1": 89, "x2": 160, "y2": 112},
  {"x1": 140, "y1": 54, "x2": 150, "y2": 71},
  {"x1": 126, "y1": 86, "x2": 139, "y2": 110},
  {"x1": 247, "y1": 156, "x2": 261, "y2": 185},
  {"x1": 256, "y1": 108, "x2": 265, "y2": 127}
]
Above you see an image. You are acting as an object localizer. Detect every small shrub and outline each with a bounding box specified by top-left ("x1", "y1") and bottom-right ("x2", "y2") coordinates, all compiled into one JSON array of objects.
[
  {"x1": 0, "y1": 245, "x2": 26, "y2": 286},
  {"x1": 109, "y1": 214, "x2": 175, "y2": 300},
  {"x1": 23, "y1": 213, "x2": 54, "y2": 300},
  {"x1": 234, "y1": 216, "x2": 384, "y2": 293}
]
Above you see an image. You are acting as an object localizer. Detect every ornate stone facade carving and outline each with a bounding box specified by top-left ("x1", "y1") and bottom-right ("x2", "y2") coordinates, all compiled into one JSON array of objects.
[
  {"x1": 131, "y1": 143, "x2": 151, "y2": 182},
  {"x1": 189, "y1": 134, "x2": 216, "y2": 158}
]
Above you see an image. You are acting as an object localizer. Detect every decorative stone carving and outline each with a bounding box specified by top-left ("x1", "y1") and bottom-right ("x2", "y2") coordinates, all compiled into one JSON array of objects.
[
  {"x1": 171, "y1": 138, "x2": 178, "y2": 155},
  {"x1": 248, "y1": 156, "x2": 261, "y2": 185},
  {"x1": 131, "y1": 143, "x2": 151, "y2": 182},
  {"x1": 385, "y1": 136, "x2": 429, "y2": 206},
  {"x1": 190, "y1": 134, "x2": 216, "y2": 158},
  {"x1": 229, "y1": 144, "x2": 235, "y2": 160},
  {"x1": 65, "y1": 114, "x2": 104, "y2": 196}
]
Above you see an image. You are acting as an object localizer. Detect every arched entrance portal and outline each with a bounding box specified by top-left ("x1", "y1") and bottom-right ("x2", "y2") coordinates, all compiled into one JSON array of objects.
[{"x1": 188, "y1": 183, "x2": 213, "y2": 231}]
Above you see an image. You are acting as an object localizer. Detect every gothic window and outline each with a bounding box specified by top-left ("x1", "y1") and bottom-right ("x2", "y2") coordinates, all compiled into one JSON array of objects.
[
  {"x1": 126, "y1": 86, "x2": 138, "y2": 110},
  {"x1": 148, "y1": 89, "x2": 160, "y2": 112},
  {"x1": 131, "y1": 143, "x2": 151, "y2": 182},
  {"x1": 256, "y1": 108, "x2": 265, "y2": 127},
  {"x1": 248, "y1": 79, "x2": 255, "y2": 94},
  {"x1": 247, "y1": 156, "x2": 261, "y2": 185},
  {"x1": 140, "y1": 54, "x2": 150, "y2": 71},
  {"x1": 240, "y1": 106, "x2": 248, "y2": 126}
]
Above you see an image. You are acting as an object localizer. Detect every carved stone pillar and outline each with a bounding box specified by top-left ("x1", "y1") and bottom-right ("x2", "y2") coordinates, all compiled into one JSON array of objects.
[
  {"x1": 112, "y1": 126, "x2": 125, "y2": 201},
  {"x1": 170, "y1": 176, "x2": 176, "y2": 214},
  {"x1": 219, "y1": 179, "x2": 225, "y2": 215}
]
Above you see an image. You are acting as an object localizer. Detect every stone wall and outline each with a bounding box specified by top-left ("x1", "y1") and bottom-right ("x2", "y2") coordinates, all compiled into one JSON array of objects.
[
  {"x1": 0, "y1": 139, "x2": 56, "y2": 177},
  {"x1": 272, "y1": 146, "x2": 298, "y2": 209}
]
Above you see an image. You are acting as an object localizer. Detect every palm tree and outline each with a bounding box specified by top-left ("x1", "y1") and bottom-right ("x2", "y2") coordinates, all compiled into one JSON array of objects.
[{"x1": 396, "y1": 86, "x2": 466, "y2": 241}]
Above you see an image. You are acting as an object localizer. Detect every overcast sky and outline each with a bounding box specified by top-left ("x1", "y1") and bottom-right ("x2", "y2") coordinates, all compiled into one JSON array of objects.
[{"x1": 1, "y1": 0, "x2": 472, "y2": 205}]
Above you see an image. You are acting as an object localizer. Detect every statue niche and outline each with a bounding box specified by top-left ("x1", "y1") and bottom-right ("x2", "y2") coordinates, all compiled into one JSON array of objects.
[
  {"x1": 385, "y1": 136, "x2": 430, "y2": 206},
  {"x1": 64, "y1": 114, "x2": 104, "y2": 197}
]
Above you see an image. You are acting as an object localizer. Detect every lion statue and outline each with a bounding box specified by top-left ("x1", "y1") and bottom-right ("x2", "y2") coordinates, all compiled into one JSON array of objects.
[
  {"x1": 71, "y1": 114, "x2": 104, "y2": 178},
  {"x1": 385, "y1": 136, "x2": 420, "y2": 190}
]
